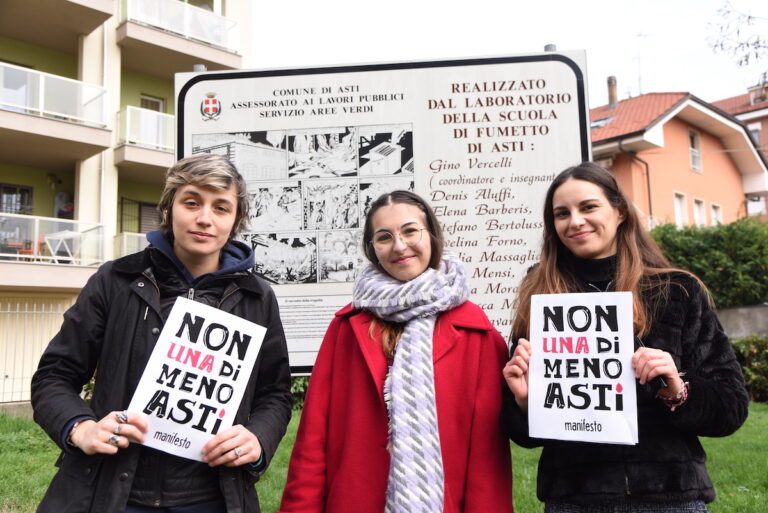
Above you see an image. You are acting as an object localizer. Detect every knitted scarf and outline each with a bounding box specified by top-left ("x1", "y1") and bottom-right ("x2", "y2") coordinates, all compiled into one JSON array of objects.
[{"x1": 353, "y1": 252, "x2": 470, "y2": 513}]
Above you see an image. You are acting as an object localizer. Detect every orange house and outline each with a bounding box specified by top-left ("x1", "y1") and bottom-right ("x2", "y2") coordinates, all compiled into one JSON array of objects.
[
  {"x1": 713, "y1": 80, "x2": 768, "y2": 167},
  {"x1": 590, "y1": 82, "x2": 768, "y2": 228}
]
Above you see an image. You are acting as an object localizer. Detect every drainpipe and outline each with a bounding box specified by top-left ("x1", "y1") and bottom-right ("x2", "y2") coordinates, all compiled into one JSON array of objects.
[{"x1": 618, "y1": 140, "x2": 653, "y2": 227}]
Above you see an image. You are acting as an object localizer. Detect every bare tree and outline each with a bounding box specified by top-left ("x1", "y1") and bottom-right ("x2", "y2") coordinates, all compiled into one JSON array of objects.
[{"x1": 709, "y1": 1, "x2": 768, "y2": 68}]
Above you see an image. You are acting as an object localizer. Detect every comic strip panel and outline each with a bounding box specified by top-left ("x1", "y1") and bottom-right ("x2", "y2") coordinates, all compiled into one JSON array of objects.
[
  {"x1": 192, "y1": 131, "x2": 287, "y2": 181},
  {"x1": 358, "y1": 176, "x2": 415, "y2": 223},
  {"x1": 286, "y1": 127, "x2": 358, "y2": 179},
  {"x1": 303, "y1": 179, "x2": 360, "y2": 230},
  {"x1": 358, "y1": 124, "x2": 414, "y2": 176},
  {"x1": 318, "y1": 230, "x2": 363, "y2": 283},
  {"x1": 243, "y1": 233, "x2": 318, "y2": 284},
  {"x1": 249, "y1": 181, "x2": 302, "y2": 231}
]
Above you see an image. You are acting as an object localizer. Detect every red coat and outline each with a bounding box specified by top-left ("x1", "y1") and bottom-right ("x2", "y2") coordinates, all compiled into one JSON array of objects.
[{"x1": 279, "y1": 302, "x2": 513, "y2": 513}]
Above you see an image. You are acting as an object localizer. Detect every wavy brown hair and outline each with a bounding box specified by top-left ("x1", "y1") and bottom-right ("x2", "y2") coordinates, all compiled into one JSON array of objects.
[
  {"x1": 512, "y1": 162, "x2": 702, "y2": 339},
  {"x1": 362, "y1": 190, "x2": 444, "y2": 358}
]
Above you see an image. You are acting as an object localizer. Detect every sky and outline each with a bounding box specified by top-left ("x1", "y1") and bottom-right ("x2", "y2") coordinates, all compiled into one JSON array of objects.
[{"x1": 250, "y1": 0, "x2": 767, "y2": 110}]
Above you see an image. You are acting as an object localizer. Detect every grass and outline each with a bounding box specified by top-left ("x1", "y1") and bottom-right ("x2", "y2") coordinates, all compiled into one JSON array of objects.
[{"x1": 1, "y1": 403, "x2": 766, "y2": 512}]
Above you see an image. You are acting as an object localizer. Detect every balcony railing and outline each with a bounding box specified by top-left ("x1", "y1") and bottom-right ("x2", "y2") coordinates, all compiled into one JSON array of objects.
[
  {"x1": 122, "y1": 0, "x2": 239, "y2": 52},
  {"x1": 0, "y1": 63, "x2": 108, "y2": 128},
  {"x1": 117, "y1": 106, "x2": 175, "y2": 152},
  {"x1": 115, "y1": 231, "x2": 149, "y2": 258},
  {"x1": 0, "y1": 213, "x2": 103, "y2": 266}
]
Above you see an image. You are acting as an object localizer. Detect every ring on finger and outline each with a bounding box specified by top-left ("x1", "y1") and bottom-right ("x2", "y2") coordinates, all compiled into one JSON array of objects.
[
  {"x1": 114, "y1": 424, "x2": 122, "y2": 435},
  {"x1": 108, "y1": 434, "x2": 121, "y2": 446},
  {"x1": 115, "y1": 411, "x2": 129, "y2": 423},
  {"x1": 233, "y1": 447, "x2": 242, "y2": 459}
]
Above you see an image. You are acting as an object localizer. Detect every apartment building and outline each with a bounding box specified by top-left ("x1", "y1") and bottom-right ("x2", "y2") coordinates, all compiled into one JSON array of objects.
[
  {"x1": 590, "y1": 77, "x2": 768, "y2": 229},
  {"x1": 0, "y1": 0, "x2": 254, "y2": 403}
]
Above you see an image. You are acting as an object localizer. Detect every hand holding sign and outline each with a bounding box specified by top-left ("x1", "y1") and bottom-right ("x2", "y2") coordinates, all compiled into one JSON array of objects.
[
  {"x1": 632, "y1": 347, "x2": 683, "y2": 398},
  {"x1": 503, "y1": 337, "x2": 532, "y2": 411},
  {"x1": 202, "y1": 424, "x2": 263, "y2": 467},
  {"x1": 69, "y1": 411, "x2": 148, "y2": 455}
]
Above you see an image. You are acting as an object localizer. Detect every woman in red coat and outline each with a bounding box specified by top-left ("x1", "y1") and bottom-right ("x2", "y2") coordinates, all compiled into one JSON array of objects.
[{"x1": 279, "y1": 191, "x2": 513, "y2": 513}]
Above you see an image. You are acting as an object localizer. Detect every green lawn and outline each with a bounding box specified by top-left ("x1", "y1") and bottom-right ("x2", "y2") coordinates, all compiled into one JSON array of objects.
[{"x1": 1, "y1": 403, "x2": 766, "y2": 512}]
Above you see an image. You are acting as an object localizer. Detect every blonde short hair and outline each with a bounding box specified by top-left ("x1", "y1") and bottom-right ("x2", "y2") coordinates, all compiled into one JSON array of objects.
[{"x1": 158, "y1": 153, "x2": 249, "y2": 237}]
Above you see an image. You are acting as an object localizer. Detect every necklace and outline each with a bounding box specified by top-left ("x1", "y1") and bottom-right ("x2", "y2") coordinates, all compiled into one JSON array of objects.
[{"x1": 586, "y1": 280, "x2": 614, "y2": 293}]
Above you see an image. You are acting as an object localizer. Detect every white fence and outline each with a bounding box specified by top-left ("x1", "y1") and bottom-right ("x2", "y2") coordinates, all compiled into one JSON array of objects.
[
  {"x1": 115, "y1": 231, "x2": 150, "y2": 257},
  {"x1": 0, "y1": 213, "x2": 104, "y2": 266},
  {"x1": 0, "y1": 297, "x2": 76, "y2": 403},
  {"x1": 0, "y1": 62, "x2": 107, "y2": 128},
  {"x1": 117, "y1": 106, "x2": 175, "y2": 152},
  {"x1": 123, "y1": 0, "x2": 240, "y2": 52}
]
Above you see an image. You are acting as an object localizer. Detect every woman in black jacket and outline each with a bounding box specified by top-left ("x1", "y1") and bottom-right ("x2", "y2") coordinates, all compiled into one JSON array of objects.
[
  {"x1": 503, "y1": 162, "x2": 749, "y2": 513},
  {"x1": 31, "y1": 154, "x2": 292, "y2": 513}
]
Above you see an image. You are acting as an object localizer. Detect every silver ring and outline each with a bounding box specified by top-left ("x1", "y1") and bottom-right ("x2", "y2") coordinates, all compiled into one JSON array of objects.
[
  {"x1": 114, "y1": 424, "x2": 122, "y2": 435},
  {"x1": 233, "y1": 447, "x2": 241, "y2": 459},
  {"x1": 108, "y1": 434, "x2": 120, "y2": 446},
  {"x1": 115, "y1": 411, "x2": 129, "y2": 423}
]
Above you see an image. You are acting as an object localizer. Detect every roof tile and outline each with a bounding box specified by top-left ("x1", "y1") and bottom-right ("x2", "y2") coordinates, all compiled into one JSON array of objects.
[
  {"x1": 590, "y1": 93, "x2": 687, "y2": 143},
  {"x1": 711, "y1": 93, "x2": 764, "y2": 115}
]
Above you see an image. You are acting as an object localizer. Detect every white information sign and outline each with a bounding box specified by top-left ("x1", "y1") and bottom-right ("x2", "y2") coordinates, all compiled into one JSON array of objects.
[
  {"x1": 528, "y1": 292, "x2": 638, "y2": 445},
  {"x1": 128, "y1": 298, "x2": 266, "y2": 461},
  {"x1": 176, "y1": 54, "x2": 591, "y2": 372}
]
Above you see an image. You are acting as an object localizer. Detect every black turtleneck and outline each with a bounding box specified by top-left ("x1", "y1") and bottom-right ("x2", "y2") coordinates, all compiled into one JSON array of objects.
[{"x1": 571, "y1": 254, "x2": 617, "y2": 292}]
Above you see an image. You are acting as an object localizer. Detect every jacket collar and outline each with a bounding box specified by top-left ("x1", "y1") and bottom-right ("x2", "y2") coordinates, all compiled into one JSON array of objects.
[
  {"x1": 338, "y1": 301, "x2": 492, "y2": 405},
  {"x1": 111, "y1": 248, "x2": 264, "y2": 297}
]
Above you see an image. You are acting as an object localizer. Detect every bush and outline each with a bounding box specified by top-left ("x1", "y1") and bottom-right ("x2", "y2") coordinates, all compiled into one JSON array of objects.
[
  {"x1": 291, "y1": 376, "x2": 309, "y2": 410},
  {"x1": 733, "y1": 335, "x2": 768, "y2": 403},
  {"x1": 651, "y1": 218, "x2": 768, "y2": 308}
]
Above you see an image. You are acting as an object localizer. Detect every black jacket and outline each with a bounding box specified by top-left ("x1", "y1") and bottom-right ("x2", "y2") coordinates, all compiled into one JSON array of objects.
[
  {"x1": 503, "y1": 271, "x2": 749, "y2": 505},
  {"x1": 31, "y1": 243, "x2": 292, "y2": 513}
]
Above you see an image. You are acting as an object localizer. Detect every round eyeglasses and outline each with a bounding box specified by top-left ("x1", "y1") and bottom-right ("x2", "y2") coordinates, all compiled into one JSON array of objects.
[{"x1": 370, "y1": 227, "x2": 425, "y2": 250}]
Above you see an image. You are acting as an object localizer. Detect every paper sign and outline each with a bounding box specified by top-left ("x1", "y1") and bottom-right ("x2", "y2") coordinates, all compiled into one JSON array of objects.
[
  {"x1": 528, "y1": 292, "x2": 638, "y2": 444},
  {"x1": 128, "y1": 297, "x2": 266, "y2": 460}
]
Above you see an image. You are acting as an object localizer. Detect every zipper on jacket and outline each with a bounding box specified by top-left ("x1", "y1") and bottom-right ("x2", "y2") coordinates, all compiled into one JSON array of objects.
[
  {"x1": 625, "y1": 471, "x2": 631, "y2": 495},
  {"x1": 141, "y1": 269, "x2": 161, "y2": 296},
  {"x1": 218, "y1": 285, "x2": 239, "y2": 308},
  {"x1": 188, "y1": 288, "x2": 194, "y2": 300}
]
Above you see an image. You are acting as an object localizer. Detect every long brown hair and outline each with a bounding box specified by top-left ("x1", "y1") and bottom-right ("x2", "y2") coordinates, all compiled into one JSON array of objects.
[
  {"x1": 512, "y1": 162, "x2": 699, "y2": 339},
  {"x1": 362, "y1": 190, "x2": 444, "y2": 357}
]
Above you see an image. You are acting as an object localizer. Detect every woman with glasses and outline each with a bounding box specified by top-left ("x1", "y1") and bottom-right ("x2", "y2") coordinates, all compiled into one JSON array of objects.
[{"x1": 279, "y1": 190, "x2": 513, "y2": 513}]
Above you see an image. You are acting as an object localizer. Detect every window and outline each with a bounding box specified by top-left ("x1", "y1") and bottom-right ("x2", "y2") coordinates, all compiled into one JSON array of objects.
[
  {"x1": 121, "y1": 198, "x2": 160, "y2": 233},
  {"x1": 590, "y1": 116, "x2": 615, "y2": 129},
  {"x1": 693, "y1": 198, "x2": 706, "y2": 227},
  {"x1": 689, "y1": 130, "x2": 702, "y2": 172},
  {"x1": 710, "y1": 203, "x2": 723, "y2": 225},
  {"x1": 140, "y1": 94, "x2": 165, "y2": 113},
  {"x1": 674, "y1": 192, "x2": 688, "y2": 228},
  {"x1": 748, "y1": 122, "x2": 761, "y2": 146},
  {"x1": 0, "y1": 183, "x2": 32, "y2": 214}
]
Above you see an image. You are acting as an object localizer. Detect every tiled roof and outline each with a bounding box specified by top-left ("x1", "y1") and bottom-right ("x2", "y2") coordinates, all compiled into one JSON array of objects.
[
  {"x1": 590, "y1": 92, "x2": 688, "y2": 143},
  {"x1": 712, "y1": 93, "x2": 766, "y2": 115}
]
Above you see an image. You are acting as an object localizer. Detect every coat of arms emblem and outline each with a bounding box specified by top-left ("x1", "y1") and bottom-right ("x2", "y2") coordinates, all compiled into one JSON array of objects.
[{"x1": 201, "y1": 93, "x2": 221, "y2": 121}]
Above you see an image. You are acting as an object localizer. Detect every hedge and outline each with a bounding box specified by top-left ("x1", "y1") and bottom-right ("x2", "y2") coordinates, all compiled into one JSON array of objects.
[
  {"x1": 733, "y1": 335, "x2": 768, "y2": 402},
  {"x1": 650, "y1": 218, "x2": 768, "y2": 308}
]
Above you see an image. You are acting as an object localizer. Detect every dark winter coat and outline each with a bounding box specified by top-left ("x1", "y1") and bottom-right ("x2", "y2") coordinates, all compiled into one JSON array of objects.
[
  {"x1": 31, "y1": 243, "x2": 292, "y2": 513},
  {"x1": 503, "y1": 271, "x2": 749, "y2": 505}
]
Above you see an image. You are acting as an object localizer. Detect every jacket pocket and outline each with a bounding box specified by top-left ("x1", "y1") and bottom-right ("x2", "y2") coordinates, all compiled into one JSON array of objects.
[{"x1": 37, "y1": 452, "x2": 103, "y2": 513}]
